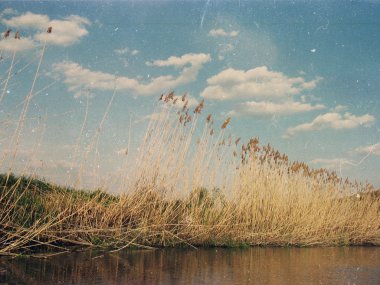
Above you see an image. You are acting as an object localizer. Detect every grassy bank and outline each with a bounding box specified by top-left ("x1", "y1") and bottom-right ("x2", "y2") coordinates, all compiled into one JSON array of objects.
[
  {"x1": 1, "y1": 92, "x2": 379, "y2": 255},
  {"x1": 0, "y1": 170, "x2": 379, "y2": 256}
]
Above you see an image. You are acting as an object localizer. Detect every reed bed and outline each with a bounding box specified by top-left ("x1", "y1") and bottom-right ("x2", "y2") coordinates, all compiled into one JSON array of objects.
[
  {"x1": 0, "y1": 92, "x2": 379, "y2": 256},
  {"x1": 0, "y1": 28, "x2": 379, "y2": 255}
]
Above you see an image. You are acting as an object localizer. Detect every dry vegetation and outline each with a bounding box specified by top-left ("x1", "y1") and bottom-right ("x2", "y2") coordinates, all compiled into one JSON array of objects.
[
  {"x1": 0, "y1": 28, "x2": 379, "y2": 256},
  {"x1": 0, "y1": 92, "x2": 379, "y2": 256}
]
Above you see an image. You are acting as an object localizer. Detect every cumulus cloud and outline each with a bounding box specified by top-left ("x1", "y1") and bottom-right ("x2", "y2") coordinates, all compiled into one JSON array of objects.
[
  {"x1": 65, "y1": 15, "x2": 91, "y2": 26},
  {"x1": 53, "y1": 61, "x2": 121, "y2": 97},
  {"x1": 201, "y1": 66, "x2": 322, "y2": 101},
  {"x1": 146, "y1": 53, "x2": 210, "y2": 68},
  {"x1": 0, "y1": 37, "x2": 35, "y2": 52},
  {"x1": 229, "y1": 101, "x2": 325, "y2": 117},
  {"x1": 114, "y1": 47, "x2": 129, "y2": 55},
  {"x1": 2, "y1": 11, "x2": 49, "y2": 29},
  {"x1": 217, "y1": 43, "x2": 234, "y2": 61},
  {"x1": 209, "y1": 28, "x2": 239, "y2": 37},
  {"x1": 131, "y1": 49, "x2": 139, "y2": 56},
  {"x1": 309, "y1": 158, "x2": 354, "y2": 169},
  {"x1": 23, "y1": 158, "x2": 79, "y2": 171},
  {"x1": 0, "y1": 145, "x2": 77, "y2": 172},
  {"x1": 300, "y1": 94, "x2": 321, "y2": 103},
  {"x1": 53, "y1": 53, "x2": 211, "y2": 97},
  {"x1": 284, "y1": 112, "x2": 375, "y2": 138},
  {"x1": 133, "y1": 113, "x2": 163, "y2": 124},
  {"x1": 34, "y1": 17, "x2": 90, "y2": 46},
  {"x1": 114, "y1": 47, "x2": 139, "y2": 56},
  {"x1": 2, "y1": 12, "x2": 90, "y2": 46},
  {"x1": 134, "y1": 96, "x2": 198, "y2": 124},
  {"x1": 52, "y1": 159, "x2": 79, "y2": 170},
  {"x1": 354, "y1": 143, "x2": 380, "y2": 156},
  {"x1": 331, "y1": 105, "x2": 348, "y2": 112},
  {"x1": 0, "y1": 8, "x2": 17, "y2": 17},
  {"x1": 0, "y1": 147, "x2": 39, "y2": 158}
]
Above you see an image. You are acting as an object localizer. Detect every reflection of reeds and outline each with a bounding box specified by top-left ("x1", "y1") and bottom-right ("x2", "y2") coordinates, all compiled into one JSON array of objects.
[
  {"x1": 0, "y1": 92, "x2": 379, "y2": 256},
  {"x1": 2, "y1": 248, "x2": 380, "y2": 284}
]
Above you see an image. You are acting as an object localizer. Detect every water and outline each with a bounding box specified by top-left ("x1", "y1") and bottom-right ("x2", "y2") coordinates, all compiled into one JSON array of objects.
[{"x1": 1, "y1": 247, "x2": 380, "y2": 285}]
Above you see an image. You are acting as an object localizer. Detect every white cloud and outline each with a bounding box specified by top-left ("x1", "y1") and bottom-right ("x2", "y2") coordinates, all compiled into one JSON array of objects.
[
  {"x1": 229, "y1": 101, "x2": 325, "y2": 117},
  {"x1": 284, "y1": 112, "x2": 375, "y2": 138},
  {"x1": 122, "y1": 59, "x2": 129, "y2": 67},
  {"x1": 25, "y1": 158, "x2": 78, "y2": 171},
  {"x1": 309, "y1": 158, "x2": 354, "y2": 169},
  {"x1": 146, "y1": 53, "x2": 210, "y2": 68},
  {"x1": 131, "y1": 49, "x2": 139, "y2": 56},
  {"x1": 114, "y1": 47, "x2": 129, "y2": 55},
  {"x1": 157, "y1": 93, "x2": 198, "y2": 107},
  {"x1": 114, "y1": 47, "x2": 139, "y2": 56},
  {"x1": 167, "y1": 94, "x2": 198, "y2": 109},
  {"x1": 0, "y1": 146, "x2": 77, "y2": 172},
  {"x1": 133, "y1": 113, "x2": 163, "y2": 124},
  {"x1": 53, "y1": 61, "x2": 124, "y2": 97},
  {"x1": 331, "y1": 104, "x2": 348, "y2": 112},
  {"x1": 2, "y1": 12, "x2": 49, "y2": 29},
  {"x1": 0, "y1": 37, "x2": 35, "y2": 52},
  {"x1": 217, "y1": 43, "x2": 234, "y2": 61},
  {"x1": 206, "y1": 17, "x2": 277, "y2": 66},
  {"x1": 52, "y1": 159, "x2": 79, "y2": 170},
  {"x1": 0, "y1": 8, "x2": 17, "y2": 17},
  {"x1": 133, "y1": 96, "x2": 198, "y2": 124},
  {"x1": 65, "y1": 15, "x2": 91, "y2": 26},
  {"x1": 53, "y1": 53, "x2": 211, "y2": 97},
  {"x1": 300, "y1": 94, "x2": 321, "y2": 103},
  {"x1": 354, "y1": 143, "x2": 380, "y2": 156},
  {"x1": 34, "y1": 17, "x2": 90, "y2": 46},
  {"x1": 209, "y1": 28, "x2": 239, "y2": 37},
  {"x1": 0, "y1": 147, "x2": 39, "y2": 157},
  {"x1": 201, "y1": 66, "x2": 322, "y2": 101},
  {"x1": 2, "y1": 12, "x2": 90, "y2": 46}
]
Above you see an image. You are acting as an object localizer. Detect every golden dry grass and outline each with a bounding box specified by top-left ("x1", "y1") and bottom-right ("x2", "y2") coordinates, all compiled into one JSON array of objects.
[
  {"x1": 0, "y1": 92, "x2": 379, "y2": 256},
  {"x1": 0, "y1": 30, "x2": 379, "y2": 254}
]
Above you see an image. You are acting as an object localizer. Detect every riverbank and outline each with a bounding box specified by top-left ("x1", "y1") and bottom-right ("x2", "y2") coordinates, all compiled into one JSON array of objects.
[{"x1": 1, "y1": 170, "x2": 379, "y2": 256}]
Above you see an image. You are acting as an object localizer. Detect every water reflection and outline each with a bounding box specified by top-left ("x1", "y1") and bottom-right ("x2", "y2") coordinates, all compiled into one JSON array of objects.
[{"x1": 1, "y1": 247, "x2": 380, "y2": 285}]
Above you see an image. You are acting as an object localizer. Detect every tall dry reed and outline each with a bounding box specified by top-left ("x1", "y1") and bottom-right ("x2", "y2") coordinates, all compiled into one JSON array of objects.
[
  {"x1": 0, "y1": 28, "x2": 379, "y2": 255},
  {"x1": 0, "y1": 91, "x2": 379, "y2": 256}
]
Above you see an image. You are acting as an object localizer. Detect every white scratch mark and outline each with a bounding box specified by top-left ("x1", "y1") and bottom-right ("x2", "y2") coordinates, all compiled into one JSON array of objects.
[
  {"x1": 200, "y1": 0, "x2": 211, "y2": 29},
  {"x1": 316, "y1": 19, "x2": 330, "y2": 32},
  {"x1": 337, "y1": 151, "x2": 375, "y2": 177}
]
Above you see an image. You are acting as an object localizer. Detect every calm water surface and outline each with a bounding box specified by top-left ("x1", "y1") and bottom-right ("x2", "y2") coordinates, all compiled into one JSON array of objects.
[{"x1": 1, "y1": 247, "x2": 380, "y2": 285}]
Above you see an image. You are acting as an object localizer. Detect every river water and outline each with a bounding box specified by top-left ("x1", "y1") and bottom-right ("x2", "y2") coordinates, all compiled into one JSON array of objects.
[{"x1": 1, "y1": 247, "x2": 379, "y2": 285}]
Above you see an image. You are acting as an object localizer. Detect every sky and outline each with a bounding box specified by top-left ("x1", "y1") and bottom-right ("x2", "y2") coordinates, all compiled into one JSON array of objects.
[{"x1": 0, "y1": 0, "x2": 379, "y2": 190}]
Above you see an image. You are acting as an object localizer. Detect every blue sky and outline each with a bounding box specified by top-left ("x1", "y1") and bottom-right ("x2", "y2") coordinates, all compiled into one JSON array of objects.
[{"x1": 0, "y1": 0, "x2": 379, "y2": 189}]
